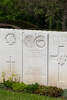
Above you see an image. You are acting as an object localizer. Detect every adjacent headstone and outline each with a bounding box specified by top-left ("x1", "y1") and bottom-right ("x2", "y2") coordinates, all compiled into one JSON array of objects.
[
  {"x1": 23, "y1": 31, "x2": 48, "y2": 85},
  {"x1": 0, "y1": 29, "x2": 22, "y2": 81},
  {"x1": 49, "y1": 32, "x2": 67, "y2": 88}
]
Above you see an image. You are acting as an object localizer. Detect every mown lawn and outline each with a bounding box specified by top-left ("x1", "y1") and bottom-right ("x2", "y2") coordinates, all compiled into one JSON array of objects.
[{"x1": 0, "y1": 89, "x2": 64, "y2": 100}]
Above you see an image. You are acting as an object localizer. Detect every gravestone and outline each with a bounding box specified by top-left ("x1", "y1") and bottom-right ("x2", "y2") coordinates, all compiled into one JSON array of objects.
[
  {"x1": 23, "y1": 30, "x2": 48, "y2": 85},
  {"x1": 0, "y1": 29, "x2": 22, "y2": 81},
  {"x1": 49, "y1": 32, "x2": 67, "y2": 88},
  {"x1": 0, "y1": 29, "x2": 67, "y2": 88}
]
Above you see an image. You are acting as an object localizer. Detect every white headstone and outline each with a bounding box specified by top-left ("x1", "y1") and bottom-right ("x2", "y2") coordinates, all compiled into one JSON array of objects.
[
  {"x1": 49, "y1": 32, "x2": 67, "y2": 88},
  {"x1": 0, "y1": 29, "x2": 67, "y2": 88},
  {"x1": 0, "y1": 29, "x2": 22, "y2": 81},
  {"x1": 23, "y1": 30, "x2": 48, "y2": 85}
]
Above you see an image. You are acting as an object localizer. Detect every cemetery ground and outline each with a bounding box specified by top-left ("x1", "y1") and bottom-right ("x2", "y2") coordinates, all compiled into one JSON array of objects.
[
  {"x1": 0, "y1": 81, "x2": 66, "y2": 100},
  {"x1": 0, "y1": 89, "x2": 64, "y2": 100}
]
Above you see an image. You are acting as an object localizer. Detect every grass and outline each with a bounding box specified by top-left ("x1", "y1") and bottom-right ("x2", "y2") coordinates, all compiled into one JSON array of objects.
[
  {"x1": 0, "y1": 89, "x2": 64, "y2": 100},
  {"x1": 62, "y1": 89, "x2": 67, "y2": 98}
]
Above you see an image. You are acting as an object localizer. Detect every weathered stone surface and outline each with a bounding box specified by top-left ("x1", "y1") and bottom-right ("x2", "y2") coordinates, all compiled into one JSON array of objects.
[
  {"x1": 0, "y1": 29, "x2": 22, "y2": 81},
  {"x1": 0, "y1": 29, "x2": 67, "y2": 88},
  {"x1": 23, "y1": 30, "x2": 48, "y2": 85}
]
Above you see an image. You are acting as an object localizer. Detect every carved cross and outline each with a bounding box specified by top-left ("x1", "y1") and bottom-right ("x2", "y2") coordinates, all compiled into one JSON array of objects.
[{"x1": 6, "y1": 56, "x2": 15, "y2": 72}]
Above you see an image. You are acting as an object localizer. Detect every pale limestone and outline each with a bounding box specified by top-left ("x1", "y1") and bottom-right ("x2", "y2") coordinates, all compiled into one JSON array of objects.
[{"x1": 0, "y1": 29, "x2": 67, "y2": 88}]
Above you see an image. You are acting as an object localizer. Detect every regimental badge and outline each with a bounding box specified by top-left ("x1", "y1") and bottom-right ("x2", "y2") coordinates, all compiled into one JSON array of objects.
[
  {"x1": 35, "y1": 35, "x2": 45, "y2": 48},
  {"x1": 5, "y1": 33, "x2": 16, "y2": 45}
]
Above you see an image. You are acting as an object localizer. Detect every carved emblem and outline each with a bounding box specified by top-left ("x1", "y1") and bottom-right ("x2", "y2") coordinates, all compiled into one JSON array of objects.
[
  {"x1": 24, "y1": 35, "x2": 34, "y2": 47},
  {"x1": 24, "y1": 35, "x2": 45, "y2": 48},
  {"x1": 57, "y1": 55, "x2": 67, "y2": 66},
  {"x1": 6, "y1": 56, "x2": 15, "y2": 72},
  {"x1": 35, "y1": 35, "x2": 45, "y2": 48},
  {"x1": 5, "y1": 33, "x2": 16, "y2": 45}
]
